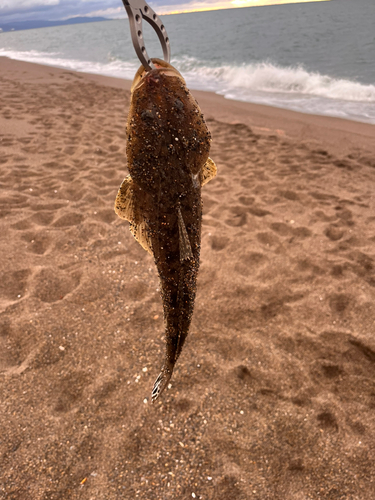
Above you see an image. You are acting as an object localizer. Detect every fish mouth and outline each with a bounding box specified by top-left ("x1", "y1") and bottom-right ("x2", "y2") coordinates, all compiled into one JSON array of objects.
[{"x1": 131, "y1": 58, "x2": 185, "y2": 93}]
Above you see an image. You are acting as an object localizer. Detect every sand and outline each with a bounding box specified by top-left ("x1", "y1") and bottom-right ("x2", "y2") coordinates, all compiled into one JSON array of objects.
[{"x1": 1, "y1": 56, "x2": 375, "y2": 500}]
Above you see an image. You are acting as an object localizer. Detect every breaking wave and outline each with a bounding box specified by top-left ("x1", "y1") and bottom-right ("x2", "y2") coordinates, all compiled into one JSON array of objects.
[
  {"x1": 1, "y1": 48, "x2": 374, "y2": 123},
  {"x1": 176, "y1": 56, "x2": 375, "y2": 103}
]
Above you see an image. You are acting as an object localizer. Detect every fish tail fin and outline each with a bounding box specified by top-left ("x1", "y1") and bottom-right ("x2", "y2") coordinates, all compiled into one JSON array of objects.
[{"x1": 151, "y1": 364, "x2": 173, "y2": 402}]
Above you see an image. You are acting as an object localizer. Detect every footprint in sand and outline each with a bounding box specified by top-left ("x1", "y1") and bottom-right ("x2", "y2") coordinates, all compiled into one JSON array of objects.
[
  {"x1": 60, "y1": 187, "x2": 84, "y2": 201},
  {"x1": 30, "y1": 211, "x2": 55, "y2": 226},
  {"x1": 0, "y1": 137, "x2": 15, "y2": 147},
  {"x1": 0, "y1": 194, "x2": 30, "y2": 209},
  {"x1": 270, "y1": 222, "x2": 291, "y2": 237},
  {"x1": 101, "y1": 168, "x2": 119, "y2": 179},
  {"x1": 234, "y1": 252, "x2": 268, "y2": 276},
  {"x1": 225, "y1": 206, "x2": 248, "y2": 227},
  {"x1": 321, "y1": 363, "x2": 343, "y2": 379},
  {"x1": 32, "y1": 267, "x2": 81, "y2": 303},
  {"x1": 335, "y1": 206, "x2": 354, "y2": 226},
  {"x1": 210, "y1": 235, "x2": 229, "y2": 251},
  {"x1": 333, "y1": 158, "x2": 356, "y2": 171},
  {"x1": 313, "y1": 210, "x2": 337, "y2": 223},
  {"x1": 53, "y1": 212, "x2": 84, "y2": 227},
  {"x1": 279, "y1": 189, "x2": 300, "y2": 201},
  {"x1": 349, "y1": 338, "x2": 375, "y2": 364},
  {"x1": 328, "y1": 293, "x2": 352, "y2": 313},
  {"x1": 0, "y1": 320, "x2": 38, "y2": 375},
  {"x1": 240, "y1": 251, "x2": 268, "y2": 267},
  {"x1": 324, "y1": 225, "x2": 344, "y2": 241},
  {"x1": 260, "y1": 299, "x2": 286, "y2": 320},
  {"x1": 317, "y1": 411, "x2": 339, "y2": 431},
  {"x1": 63, "y1": 146, "x2": 76, "y2": 155},
  {"x1": 53, "y1": 371, "x2": 92, "y2": 413},
  {"x1": 248, "y1": 206, "x2": 271, "y2": 217},
  {"x1": 331, "y1": 264, "x2": 345, "y2": 278},
  {"x1": 351, "y1": 251, "x2": 374, "y2": 276},
  {"x1": 238, "y1": 195, "x2": 255, "y2": 206},
  {"x1": 225, "y1": 213, "x2": 247, "y2": 227},
  {"x1": 310, "y1": 191, "x2": 339, "y2": 204},
  {"x1": 21, "y1": 231, "x2": 51, "y2": 255},
  {"x1": 0, "y1": 208, "x2": 11, "y2": 219},
  {"x1": 256, "y1": 232, "x2": 280, "y2": 246},
  {"x1": 0, "y1": 269, "x2": 31, "y2": 301},
  {"x1": 11, "y1": 219, "x2": 33, "y2": 230},
  {"x1": 292, "y1": 226, "x2": 312, "y2": 240}
]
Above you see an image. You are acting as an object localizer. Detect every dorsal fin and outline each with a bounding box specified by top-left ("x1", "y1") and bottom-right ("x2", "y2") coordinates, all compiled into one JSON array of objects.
[{"x1": 177, "y1": 207, "x2": 193, "y2": 262}]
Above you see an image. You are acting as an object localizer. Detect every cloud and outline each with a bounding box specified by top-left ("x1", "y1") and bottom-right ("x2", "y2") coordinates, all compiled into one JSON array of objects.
[
  {"x1": 0, "y1": 0, "x2": 59, "y2": 7},
  {"x1": 0, "y1": 0, "x2": 121, "y2": 22},
  {"x1": 82, "y1": 6, "x2": 125, "y2": 19}
]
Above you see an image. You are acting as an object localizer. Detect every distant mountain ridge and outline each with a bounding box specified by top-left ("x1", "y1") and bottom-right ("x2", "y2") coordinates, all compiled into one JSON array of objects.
[{"x1": 0, "y1": 17, "x2": 110, "y2": 33}]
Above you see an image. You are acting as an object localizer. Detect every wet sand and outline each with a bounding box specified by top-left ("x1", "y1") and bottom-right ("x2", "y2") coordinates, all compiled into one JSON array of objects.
[{"x1": 1, "y1": 56, "x2": 375, "y2": 499}]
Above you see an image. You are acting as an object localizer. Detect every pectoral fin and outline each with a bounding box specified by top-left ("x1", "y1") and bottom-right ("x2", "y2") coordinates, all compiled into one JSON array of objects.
[
  {"x1": 201, "y1": 157, "x2": 217, "y2": 186},
  {"x1": 177, "y1": 207, "x2": 193, "y2": 262},
  {"x1": 129, "y1": 220, "x2": 153, "y2": 255},
  {"x1": 114, "y1": 175, "x2": 135, "y2": 222},
  {"x1": 114, "y1": 175, "x2": 153, "y2": 255}
]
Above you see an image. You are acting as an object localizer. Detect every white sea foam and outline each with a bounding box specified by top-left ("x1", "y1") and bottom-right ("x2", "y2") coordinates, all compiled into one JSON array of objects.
[
  {"x1": 1, "y1": 48, "x2": 374, "y2": 123},
  {"x1": 0, "y1": 48, "x2": 139, "y2": 80},
  {"x1": 176, "y1": 57, "x2": 375, "y2": 102},
  {"x1": 175, "y1": 57, "x2": 375, "y2": 123}
]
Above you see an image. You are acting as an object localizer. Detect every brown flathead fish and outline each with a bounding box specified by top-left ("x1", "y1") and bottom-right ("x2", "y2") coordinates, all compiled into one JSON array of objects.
[{"x1": 114, "y1": 59, "x2": 217, "y2": 401}]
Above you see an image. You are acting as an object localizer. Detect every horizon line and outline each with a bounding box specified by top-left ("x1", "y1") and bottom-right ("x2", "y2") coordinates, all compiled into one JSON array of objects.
[{"x1": 157, "y1": 0, "x2": 331, "y2": 17}]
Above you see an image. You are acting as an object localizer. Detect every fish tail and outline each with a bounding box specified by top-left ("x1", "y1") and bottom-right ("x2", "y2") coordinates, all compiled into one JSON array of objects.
[{"x1": 151, "y1": 364, "x2": 173, "y2": 402}]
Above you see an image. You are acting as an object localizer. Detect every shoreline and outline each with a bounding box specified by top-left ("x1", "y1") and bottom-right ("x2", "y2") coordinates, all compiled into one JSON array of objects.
[{"x1": 1, "y1": 56, "x2": 374, "y2": 158}]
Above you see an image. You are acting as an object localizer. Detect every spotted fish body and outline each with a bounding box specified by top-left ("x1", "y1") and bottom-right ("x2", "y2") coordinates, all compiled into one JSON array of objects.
[{"x1": 115, "y1": 59, "x2": 216, "y2": 401}]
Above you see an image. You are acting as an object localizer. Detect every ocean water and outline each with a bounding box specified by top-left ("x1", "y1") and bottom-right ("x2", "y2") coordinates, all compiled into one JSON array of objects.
[{"x1": 1, "y1": 0, "x2": 375, "y2": 124}]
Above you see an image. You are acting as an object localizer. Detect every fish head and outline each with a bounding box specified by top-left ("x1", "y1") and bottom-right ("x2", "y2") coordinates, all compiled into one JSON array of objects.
[
  {"x1": 127, "y1": 58, "x2": 212, "y2": 181},
  {"x1": 131, "y1": 58, "x2": 186, "y2": 94}
]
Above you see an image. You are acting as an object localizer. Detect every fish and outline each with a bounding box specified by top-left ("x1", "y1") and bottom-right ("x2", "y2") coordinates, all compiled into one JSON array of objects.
[{"x1": 114, "y1": 58, "x2": 217, "y2": 401}]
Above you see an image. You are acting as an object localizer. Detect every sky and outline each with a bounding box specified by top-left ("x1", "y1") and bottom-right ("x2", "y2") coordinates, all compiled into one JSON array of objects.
[{"x1": 0, "y1": 0, "x2": 330, "y2": 23}]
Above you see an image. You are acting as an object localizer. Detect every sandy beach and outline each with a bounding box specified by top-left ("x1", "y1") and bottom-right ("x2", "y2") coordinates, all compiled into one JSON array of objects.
[{"x1": 1, "y1": 56, "x2": 375, "y2": 499}]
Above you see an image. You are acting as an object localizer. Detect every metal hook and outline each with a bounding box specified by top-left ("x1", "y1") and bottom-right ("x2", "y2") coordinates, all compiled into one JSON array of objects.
[{"x1": 122, "y1": 0, "x2": 171, "y2": 71}]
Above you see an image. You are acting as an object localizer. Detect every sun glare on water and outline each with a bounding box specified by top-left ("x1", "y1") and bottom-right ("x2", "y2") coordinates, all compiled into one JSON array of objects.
[
  {"x1": 161, "y1": 0, "x2": 330, "y2": 16},
  {"x1": 231, "y1": 0, "x2": 330, "y2": 7}
]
